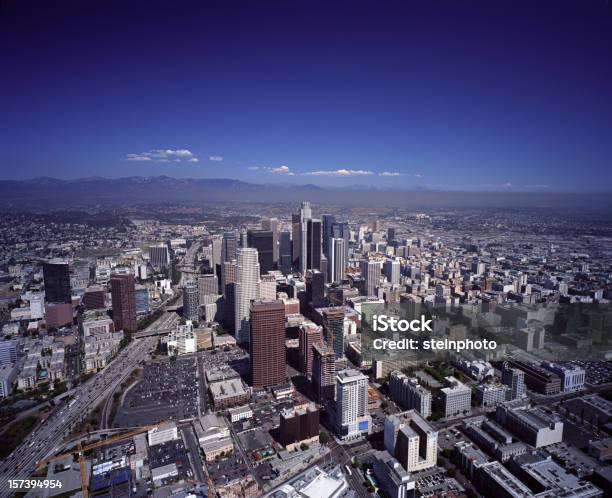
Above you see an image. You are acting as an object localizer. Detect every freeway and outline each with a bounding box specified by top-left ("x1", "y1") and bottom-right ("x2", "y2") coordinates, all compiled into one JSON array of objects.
[{"x1": 0, "y1": 336, "x2": 157, "y2": 496}]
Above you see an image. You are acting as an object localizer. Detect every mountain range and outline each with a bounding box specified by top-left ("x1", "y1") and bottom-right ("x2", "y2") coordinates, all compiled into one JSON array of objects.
[{"x1": 1, "y1": 176, "x2": 611, "y2": 211}]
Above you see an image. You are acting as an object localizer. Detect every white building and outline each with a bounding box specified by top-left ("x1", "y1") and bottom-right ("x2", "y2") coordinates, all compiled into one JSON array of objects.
[
  {"x1": 384, "y1": 410, "x2": 437, "y2": 472},
  {"x1": 166, "y1": 321, "x2": 197, "y2": 355},
  {"x1": 82, "y1": 317, "x2": 114, "y2": 337},
  {"x1": 148, "y1": 422, "x2": 179, "y2": 446},
  {"x1": 335, "y1": 369, "x2": 371, "y2": 439},
  {"x1": 383, "y1": 259, "x2": 401, "y2": 285},
  {"x1": 440, "y1": 376, "x2": 472, "y2": 418},
  {"x1": 360, "y1": 260, "x2": 383, "y2": 297},
  {"x1": 234, "y1": 248, "x2": 260, "y2": 344}
]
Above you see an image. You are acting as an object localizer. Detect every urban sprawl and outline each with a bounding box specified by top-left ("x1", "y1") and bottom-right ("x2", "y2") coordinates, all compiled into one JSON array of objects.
[{"x1": 0, "y1": 202, "x2": 611, "y2": 498}]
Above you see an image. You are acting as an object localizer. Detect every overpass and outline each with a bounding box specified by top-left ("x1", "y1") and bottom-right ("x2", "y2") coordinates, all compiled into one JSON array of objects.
[{"x1": 133, "y1": 327, "x2": 174, "y2": 338}]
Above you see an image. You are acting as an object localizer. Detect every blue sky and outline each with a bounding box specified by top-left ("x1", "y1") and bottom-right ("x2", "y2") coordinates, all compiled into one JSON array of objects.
[{"x1": 1, "y1": 0, "x2": 611, "y2": 190}]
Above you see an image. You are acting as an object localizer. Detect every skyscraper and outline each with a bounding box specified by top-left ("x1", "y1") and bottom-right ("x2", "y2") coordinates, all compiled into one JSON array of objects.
[
  {"x1": 299, "y1": 323, "x2": 323, "y2": 378},
  {"x1": 336, "y1": 369, "x2": 371, "y2": 439},
  {"x1": 149, "y1": 243, "x2": 170, "y2": 271},
  {"x1": 332, "y1": 222, "x2": 350, "y2": 265},
  {"x1": 235, "y1": 248, "x2": 260, "y2": 343},
  {"x1": 292, "y1": 213, "x2": 301, "y2": 271},
  {"x1": 183, "y1": 280, "x2": 200, "y2": 322},
  {"x1": 279, "y1": 231, "x2": 292, "y2": 275},
  {"x1": 384, "y1": 259, "x2": 401, "y2": 285},
  {"x1": 222, "y1": 232, "x2": 238, "y2": 263},
  {"x1": 222, "y1": 260, "x2": 237, "y2": 332},
  {"x1": 198, "y1": 273, "x2": 218, "y2": 303},
  {"x1": 260, "y1": 274, "x2": 277, "y2": 301},
  {"x1": 305, "y1": 270, "x2": 325, "y2": 309},
  {"x1": 262, "y1": 217, "x2": 279, "y2": 264},
  {"x1": 323, "y1": 307, "x2": 345, "y2": 359},
  {"x1": 43, "y1": 260, "x2": 72, "y2": 304},
  {"x1": 322, "y1": 213, "x2": 336, "y2": 261},
  {"x1": 387, "y1": 227, "x2": 396, "y2": 242},
  {"x1": 247, "y1": 229, "x2": 274, "y2": 274},
  {"x1": 306, "y1": 218, "x2": 322, "y2": 271},
  {"x1": 312, "y1": 343, "x2": 336, "y2": 404},
  {"x1": 250, "y1": 300, "x2": 286, "y2": 388},
  {"x1": 110, "y1": 273, "x2": 137, "y2": 333},
  {"x1": 361, "y1": 260, "x2": 382, "y2": 297},
  {"x1": 330, "y1": 237, "x2": 346, "y2": 283},
  {"x1": 300, "y1": 201, "x2": 312, "y2": 274}
]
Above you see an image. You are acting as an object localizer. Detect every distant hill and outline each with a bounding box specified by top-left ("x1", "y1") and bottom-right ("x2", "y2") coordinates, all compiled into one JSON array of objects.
[{"x1": 0, "y1": 176, "x2": 611, "y2": 211}]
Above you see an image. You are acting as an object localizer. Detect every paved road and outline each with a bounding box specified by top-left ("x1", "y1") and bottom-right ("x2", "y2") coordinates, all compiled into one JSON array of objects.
[
  {"x1": 0, "y1": 336, "x2": 157, "y2": 496},
  {"x1": 181, "y1": 425, "x2": 207, "y2": 484}
]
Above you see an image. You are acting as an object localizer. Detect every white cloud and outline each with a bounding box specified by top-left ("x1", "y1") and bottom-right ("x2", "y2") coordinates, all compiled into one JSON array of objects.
[
  {"x1": 188, "y1": 158, "x2": 199, "y2": 163},
  {"x1": 414, "y1": 173, "x2": 423, "y2": 178},
  {"x1": 126, "y1": 154, "x2": 152, "y2": 161},
  {"x1": 250, "y1": 165, "x2": 294, "y2": 175},
  {"x1": 209, "y1": 155, "x2": 223, "y2": 161},
  {"x1": 305, "y1": 169, "x2": 374, "y2": 177},
  {"x1": 125, "y1": 148, "x2": 198, "y2": 163},
  {"x1": 379, "y1": 171, "x2": 401, "y2": 177}
]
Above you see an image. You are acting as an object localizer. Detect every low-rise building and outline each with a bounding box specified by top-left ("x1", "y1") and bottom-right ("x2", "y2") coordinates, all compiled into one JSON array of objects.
[{"x1": 209, "y1": 377, "x2": 251, "y2": 410}]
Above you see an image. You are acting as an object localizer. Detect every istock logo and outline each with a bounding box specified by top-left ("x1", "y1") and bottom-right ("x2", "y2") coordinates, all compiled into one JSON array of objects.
[{"x1": 371, "y1": 314, "x2": 433, "y2": 333}]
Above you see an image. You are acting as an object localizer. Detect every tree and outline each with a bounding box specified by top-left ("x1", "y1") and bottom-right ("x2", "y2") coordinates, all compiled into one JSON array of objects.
[
  {"x1": 300, "y1": 442, "x2": 309, "y2": 451},
  {"x1": 319, "y1": 431, "x2": 330, "y2": 445}
]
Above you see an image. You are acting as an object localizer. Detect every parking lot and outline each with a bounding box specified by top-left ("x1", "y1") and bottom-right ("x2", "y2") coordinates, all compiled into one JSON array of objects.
[
  {"x1": 115, "y1": 357, "x2": 200, "y2": 425},
  {"x1": 545, "y1": 441, "x2": 599, "y2": 478}
]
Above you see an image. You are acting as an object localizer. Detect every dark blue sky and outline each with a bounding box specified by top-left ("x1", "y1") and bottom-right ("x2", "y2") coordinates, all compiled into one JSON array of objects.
[{"x1": 1, "y1": 0, "x2": 611, "y2": 190}]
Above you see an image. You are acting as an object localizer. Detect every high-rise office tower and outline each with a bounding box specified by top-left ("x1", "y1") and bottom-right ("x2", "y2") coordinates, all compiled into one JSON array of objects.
[
  {"x1": 305, "y1": 270, "x2": 325, "y2": 309},
  {"x1": 322, "y1": 214, "x2": 336, "y2": 261},
  {"x1": 222, "y1": 260, "x2": 237, "y2": 332},
  {"x1": 306, "y1": 218, "x2": 322, "y2": 271},
  {"x1": 336, "y1": 369, "x2": 371, "y2": 439},
  {"x1": 279, "y1": 231, "x2": 292, "y2": 275},
  {"x1": 250, "y1": 300, "x2": 286, "y2": 388},
  {"x1": 292, "y1": 213, "x2": 301, "y2": 271},
  {"x1": 182, "y1": 280, "x2": 200, "y2": 322},
  {"x1": 211, "y1": 236, "x2": 222, "y2": 269},
  {"x1": 222, "y1": 232, "x2": 238, "y2": 263},
  {"x1": 260, "y1": 274, "x2": 277, "y2": 301},
  {"x1": 330, "y1": 238, "x2": 346, "y2": 283},
  {"x1": 387, "y1": 227, "x2": 396, "y2": 242},
  {"x1": 300, "y1": 201, "x2": 312, "y2": 274},
  {"x1": 262, "y1": 217, "x2": 279, "y2": 264},
  {"x1": 198, "y1": 274, "x2": 218, "y2": 304},
  {"x1": 299, "y1": 323, "x2": 323, "y2": 378},
  {"x1": 332, "y1": 222, "x2": 350, "y2": 265},
  {"x1": 323, "y1": 307, "x2": 345, "y2": 359},
  {"x1": 110, "y1": 273, "x2": 137, "y2": 333},
  {"x1": 43, "y1": 260, "x2": 72, "y2": 303},
  {"x1": 239, "y1": 228, "x2": 248, "y2": 249},
  {"x1": 384, "y1": 259, "x2": 401, "y2": 285},
  {"x1": 149, "y1": 243, "x2": 170, "y2": 271},
  {"x1": 312, "y1": 343, "x2": 336, "y2": 404},
  {"x1": 235, "y1": 248, "x2": 260, "y2": 344},
  {"x1": 247, "y1": 229, "x2": 275, "y2": 274},
  {"x1": 361, "y1": 260, "x2": 383, "y2": 297}
]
